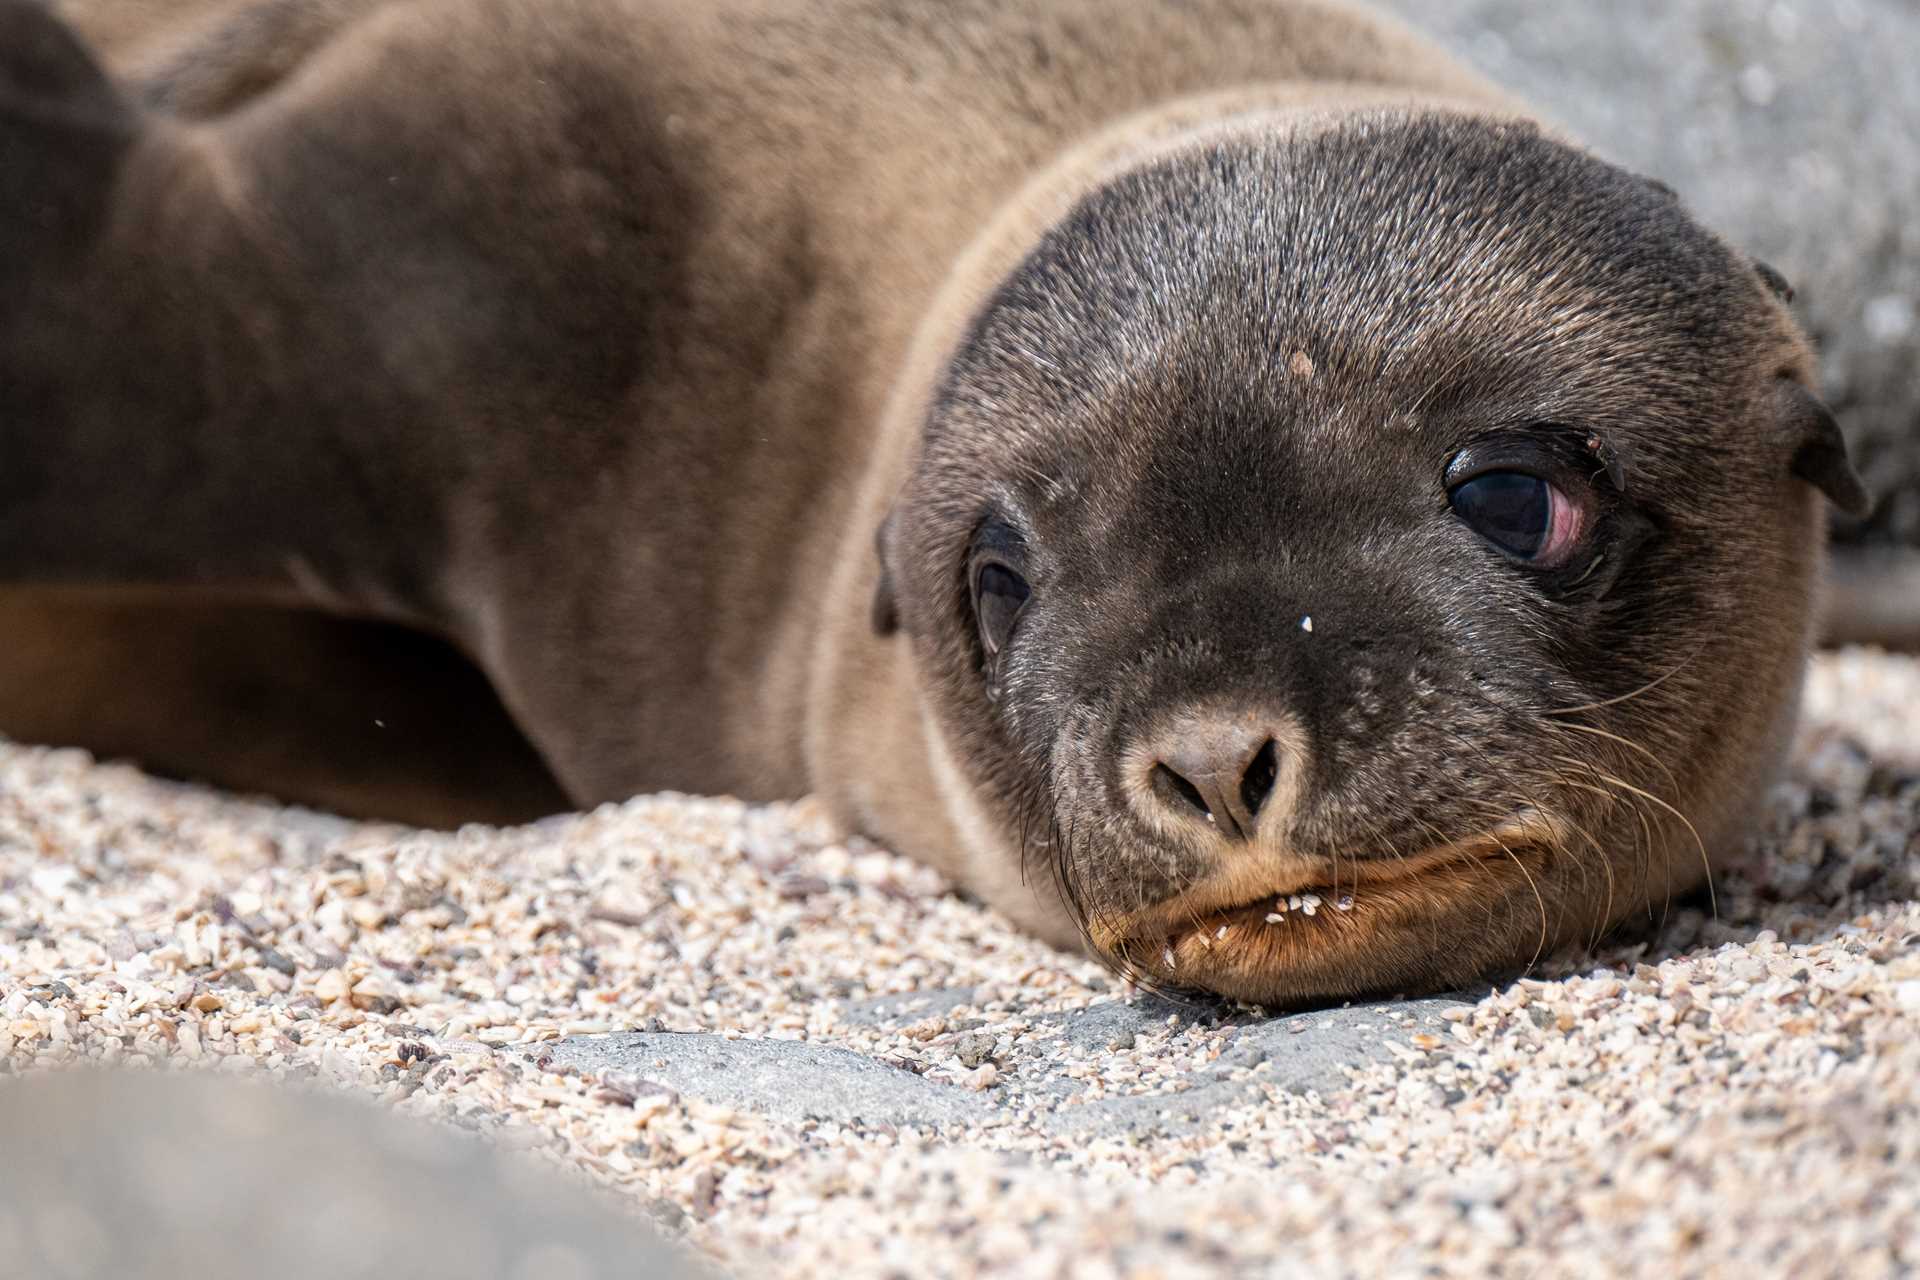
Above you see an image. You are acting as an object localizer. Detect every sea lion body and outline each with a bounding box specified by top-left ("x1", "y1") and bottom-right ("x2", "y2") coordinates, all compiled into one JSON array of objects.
[{"x1": 0, "y1": 0, "x2": 1865, "y2": 1000}]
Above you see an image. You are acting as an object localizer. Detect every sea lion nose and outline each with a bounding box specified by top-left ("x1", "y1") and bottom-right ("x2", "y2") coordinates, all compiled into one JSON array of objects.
[{"x1": 1141, "y1": 716, "x2": 1288, "y2": 842}]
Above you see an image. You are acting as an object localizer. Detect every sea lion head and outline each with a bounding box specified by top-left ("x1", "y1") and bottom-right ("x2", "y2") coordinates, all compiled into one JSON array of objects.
[{"x1": 875, "y1": 110, "x2": 1869, "y2": 1004}]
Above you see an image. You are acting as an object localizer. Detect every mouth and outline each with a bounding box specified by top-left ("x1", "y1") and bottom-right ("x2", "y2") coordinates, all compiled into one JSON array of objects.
[{"x1": 1084, "y1": 813, "x2": 1562, "y2": 1004}]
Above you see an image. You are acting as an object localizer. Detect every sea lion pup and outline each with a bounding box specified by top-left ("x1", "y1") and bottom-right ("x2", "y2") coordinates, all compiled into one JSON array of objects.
[{"x1": 0, "y1": 0, "x2": 1869, "y2": 1002}]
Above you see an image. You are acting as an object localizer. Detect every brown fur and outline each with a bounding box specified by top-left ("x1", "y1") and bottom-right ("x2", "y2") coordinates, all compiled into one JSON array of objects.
[
  {"x1": 0, "y1": 589, "x2": 564, "y2": 825},
  {"x1": 6, "y1": 0, "x2": 556, "y2": 827},
  {"x1": 52, "y1": 0, "x2": 242, "y2": 63},
  {"x1": 0, "y1": 0, "x2": 1864, "y2": 1002}
]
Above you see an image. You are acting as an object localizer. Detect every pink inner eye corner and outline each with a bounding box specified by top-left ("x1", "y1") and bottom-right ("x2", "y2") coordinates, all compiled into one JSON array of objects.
[{"x1": 1541, "y1": 481, "x2": 1586, "y2": 565}]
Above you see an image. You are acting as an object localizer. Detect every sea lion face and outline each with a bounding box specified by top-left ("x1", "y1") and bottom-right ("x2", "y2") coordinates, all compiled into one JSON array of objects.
[{"x1": 884, "y1": 112, "x2": 1867, "y2": 1003}]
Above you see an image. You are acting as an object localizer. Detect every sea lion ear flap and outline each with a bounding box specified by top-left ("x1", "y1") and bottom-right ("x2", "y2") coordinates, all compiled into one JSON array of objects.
[
  {"x1": 1776, "y1": 379, "x2": 1872, "y2": 518},
  {"x1": 1752, "y1": 259, "x2": 1796, "y2": 304},
  {"x1": 870, "y1": 508, "x2": 901, "y2": 636}
]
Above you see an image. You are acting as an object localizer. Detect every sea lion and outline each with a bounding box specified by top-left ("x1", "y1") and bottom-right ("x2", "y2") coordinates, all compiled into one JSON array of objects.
[
  {"x1": 0, "y1": 0, "x2": 1868, "y2": 1003},
  {"x1": 0, "y1": 587, "x2": 567, "y2": 827}
]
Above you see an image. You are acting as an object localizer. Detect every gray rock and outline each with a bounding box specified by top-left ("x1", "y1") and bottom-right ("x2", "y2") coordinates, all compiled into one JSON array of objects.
[
  {"x1": 836, "y1": 986, "x2": 982, "y2": 1027},
  {"x1": 1030, "y1": 993, "x2": 1208, "y2": 1058},
  {"x1": 1228, "y1": 998, "x2": 1470, "y2": 1095},
  {"x1": 1372, "y1": 0, "x2": 1920, "y2": 546},
  {"x1": 546, "y1": 994, "x2": 1470, "y2": 1139},
  {"x1": 0, "y1": 1068, "x2": 701, "y2": 1280},
  {"x1": 1029, "y1": 996, "x2": 1472, "y2": 1138},
  {"x1": 543, "y1": 1032, "x2": 1000, "y2": 1129}
]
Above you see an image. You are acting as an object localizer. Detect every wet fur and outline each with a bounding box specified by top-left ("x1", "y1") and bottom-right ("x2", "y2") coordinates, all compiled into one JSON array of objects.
[{"x1": 0, "y1": 0, "x2": 1861, "y2": 1001}]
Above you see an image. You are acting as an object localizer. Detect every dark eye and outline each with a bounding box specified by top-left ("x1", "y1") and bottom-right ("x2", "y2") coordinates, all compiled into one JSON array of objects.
[
  {"x1": 1448, "y1": 470, "x2": 1582, "y2": 564},
  {"x1": 973, "y1": 561, "x2": 1030, "y2": 656}
]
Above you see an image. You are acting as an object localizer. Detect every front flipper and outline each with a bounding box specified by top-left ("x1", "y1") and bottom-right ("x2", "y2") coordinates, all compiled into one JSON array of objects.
[
  {"x1": 5, "y1": 0, "x2": 685, "y2": 643},
  {"x1": 0, "y1": 586, "x2": 570, "y2": 825},
  {"x1": 2, "y1": 1, "x2": 464, "y2": 623},
  {"x1": 0, "y1": 3, "x2": 393, "y2": 614}
]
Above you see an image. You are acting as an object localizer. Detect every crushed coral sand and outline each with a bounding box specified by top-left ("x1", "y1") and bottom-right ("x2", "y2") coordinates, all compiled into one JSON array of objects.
[{"x1": 2, "y1": 649, "x2": 1917, "y2": 1278}]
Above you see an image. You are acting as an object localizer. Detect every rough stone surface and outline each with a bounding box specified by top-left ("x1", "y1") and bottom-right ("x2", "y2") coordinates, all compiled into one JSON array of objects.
[
  {"x1": 1035, "y1": 995, "x2": 1475, "y2": 1138},
  {"x1": 544, "y1": 1032, "x2": 1000, "y2": 1129},
  {"x1": 545, "y1": 994, "x2": 1471, "y2": 1139},
  {"x1": 1375, "y1": 0, "x2": 1920, "y2": 548},
  {"x1": 0, "y1": 1068, "x2": 701, "y2": 1280}
]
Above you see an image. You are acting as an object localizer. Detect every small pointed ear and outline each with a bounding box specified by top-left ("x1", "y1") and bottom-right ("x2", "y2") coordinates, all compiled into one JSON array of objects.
[
  {"x1": 1752, "y1": 259, "x2": 1796, "y2": 304},
  {"x1": 870, "y1": 508, "x2": 902, "y2": 635},
  {"x1": 1776, "y1": 378, "x2": 1872, "y2": 518}
]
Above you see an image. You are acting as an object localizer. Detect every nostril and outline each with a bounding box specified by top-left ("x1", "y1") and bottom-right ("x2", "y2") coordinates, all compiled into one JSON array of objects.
[
  {"x1": 1239, "y1": 737, "x2": 1279, "y2": 818},
  {"x1": 1150, "y1": 761, "x2": 1213, "y2": 821},
  {"x1": 1140, "y1": 718, "x2": 1298, "y2": 841}
]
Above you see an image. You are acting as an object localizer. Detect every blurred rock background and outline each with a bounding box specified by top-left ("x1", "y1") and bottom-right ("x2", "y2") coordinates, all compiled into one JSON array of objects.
[
  {"x1": 1376, "y1": 0, "x2": 1920, "y2": 549},
  {"x1": 0, "y1": 1070, "x2": 698, "y2": 1280}
]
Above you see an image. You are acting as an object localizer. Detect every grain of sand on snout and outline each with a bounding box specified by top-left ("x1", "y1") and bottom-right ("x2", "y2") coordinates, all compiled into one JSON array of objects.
[{"x1": 2, "y1": 649, "x2": 1916, "y2": 1278}]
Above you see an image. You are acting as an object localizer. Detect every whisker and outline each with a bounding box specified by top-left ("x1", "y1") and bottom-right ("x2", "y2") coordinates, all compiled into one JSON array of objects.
[
  {"x1": 1420, "y1": 721, "x2": 1597, "y2": 959},
  {"x1": 1633, "y1": 796, "x2": 1667, "y2": 931},
  {"x1": 1542, "y1": 646, "x2": 1703, "y2": 718},
  {"x1": 1547, "y1": 776, "x2": 1637, "y2": 946},
  {"x1": 1452, "y1": 675, "x2": 1686, "y2": 949},
  {"x1": 1553, "y1": 756, "x2": 1716, "y2": 922},
  {"x1": 1561, "y1": 723, "x2": 1679, "y2": 930},
  {"x1": 1485, "y1": 825, "x2": 1550, "y2": 973},
  {"x1": 1407, "y1": 813, "x2": 1476, "y2": 953},
  {"x1": 1549, "y1": 719, "x2": 1683, "y2": 800}
]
